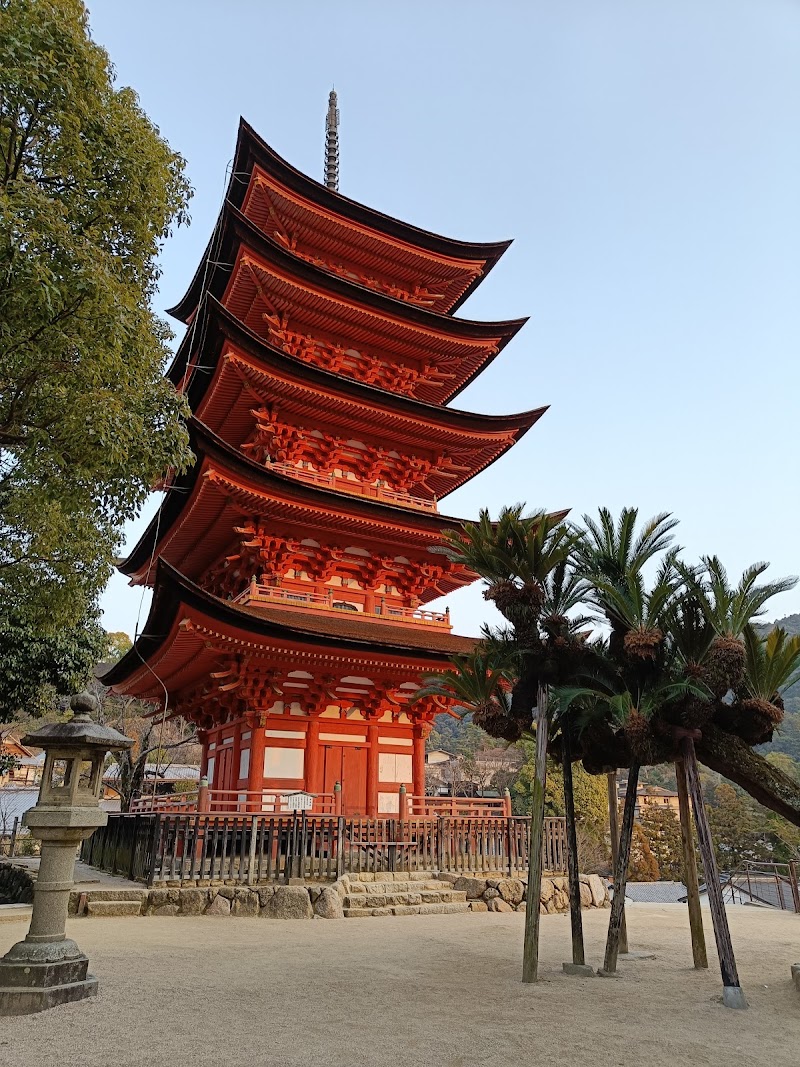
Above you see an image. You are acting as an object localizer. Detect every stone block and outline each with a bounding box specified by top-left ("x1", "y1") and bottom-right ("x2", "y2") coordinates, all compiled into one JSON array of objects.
[
  {"x1": 563, "y1": 962, "x2": 595, "y2": 977},
  {"x1": 263, "y1": 886, "x2": 313, "y2": 920},
  {"x1": 257, "y1": 886, "x2": 276, "y2": 907},
  {"x1": 231, "y1": 892, "x2": 259, "y2": 917},
  {"x1": 152, "y1": 904, "x2": 180, "y2": 917},
  {"x1": 314, "y1": 887, "x2": 344, "y2": 919},
  {"x1": 217, "y1": 886, "x2": 235, "y2": 900},
  {"x1": 205, "y1": 894, "x2": 231, "y2": 916},
  {"x1": 452, "y1": 876, "x2": 488, "y2": 900},
  {"x1": 85, "y1": 900, "x2": 142, "y2": 917},
  {"x1": 179, "y1": 888, "x2": 208, "y2": 916},
  {"x1": 492, "y1": 899, "x2": 514, "y2": 913},
  {"x1": 483, "y1": 887, "x2": 500, "y2": 900},
  {"x1": 579, "y1": 883, "x2": 593, "y2": 908},
  {"x1": 469, "y1": 901, "x2": 489, "y2": 912},
  {"x1": 539, "y1": 877, "x2": 555, "y2": 903},
  {"x1": 587, "y1": 874, "x2": 607, "y2": 907},
  {"x1": 497, "y1": 878, "x2": 524, "y2": 906},
  {"x1": 149, "y1": 888, "x2": 178, "y2": 908}
]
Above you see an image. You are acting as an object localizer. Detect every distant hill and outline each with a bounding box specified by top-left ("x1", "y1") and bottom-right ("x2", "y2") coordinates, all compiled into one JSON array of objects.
[{"x1": 754, "y1": 614, "x2": 800, "y2": 761}]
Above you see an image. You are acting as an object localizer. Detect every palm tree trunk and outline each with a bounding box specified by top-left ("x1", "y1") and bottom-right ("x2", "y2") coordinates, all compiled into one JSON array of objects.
[
  {"x1": 522, "y1": 684, "x2": 549, "y2": 983},
  {"x1": 562, "y1": 715, "x2": 585, "y2": 966},
  {"x1": 601, "y1": 762, "x2": 640, "y2": 975},
  {"x1": 697, "y1": 725, "x2": 800, "y2": 827}
]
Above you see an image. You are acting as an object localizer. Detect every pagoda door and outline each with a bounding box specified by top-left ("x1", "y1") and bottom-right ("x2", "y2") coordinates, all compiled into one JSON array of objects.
[
  {"x1": 216, "y1": 746, "x2": 233, "y2": 791},
  {"x1": 322, "y1": 745, "x2": 367, "y2": 816}
]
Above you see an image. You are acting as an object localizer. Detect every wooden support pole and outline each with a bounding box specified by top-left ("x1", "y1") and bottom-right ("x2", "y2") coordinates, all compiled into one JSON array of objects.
[
  {"x1": 606, "y1": 771, "x2": 628, "y2": 954},
  {"x1": 522, "y1": 685, "x2": 549, "y2": 984},
  {"x1": 562, "y1": 717, "x2": 586, "y2": 968},
  {"x1": 601, "y1": 762, "x2": 640, "y2": 976},
  {"x1": 681, "y1": 738, "x2": 747, "y2": 1008},
  {"x1": 675, "y1": 758, "x2": 707, "y2": 969}
]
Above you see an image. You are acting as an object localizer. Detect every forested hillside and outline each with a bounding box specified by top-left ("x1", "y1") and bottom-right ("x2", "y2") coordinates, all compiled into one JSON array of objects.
[{"x1": 755, "y1": 614, "x2": 800, "y2": 761}]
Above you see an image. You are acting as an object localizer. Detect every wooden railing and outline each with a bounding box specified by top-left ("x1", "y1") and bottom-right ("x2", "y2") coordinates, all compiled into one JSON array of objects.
[
  {"x1": 234, "y1": 581, "x2": 451, "y2": 629},
  {"x1": 131, "y1": 786, "x2": 510, "y2": 820},
  {"x1": 81, "y1": 813, "x2": 567, "y2": 887},
  {"x1": 130, "y1": 787, "x2": 336, "y2": 816},
  {"x1": 269, "y1": 463, "x2": 439, "y2": 513},
  {"x1": 722, "y1": 860, "x2": 800, "y2": 912},
  {"x1": 408, "y1": 794, "x2": 511, "y2": 818}
]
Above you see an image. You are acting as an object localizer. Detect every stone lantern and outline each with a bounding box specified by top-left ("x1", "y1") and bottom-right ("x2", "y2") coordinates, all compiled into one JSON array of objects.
[{"x1": 0, "y1": 692, "x2": 132, "y2": 1016}]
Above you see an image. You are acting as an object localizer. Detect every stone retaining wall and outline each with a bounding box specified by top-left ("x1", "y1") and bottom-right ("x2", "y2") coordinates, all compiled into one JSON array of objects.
[
  {"x1": 441, "y1": 872, "x2": 609, "y2": 913},
  {"x1": 66, "y1": 870, "x2": 608, "y2": 919},
  {"x1": 0, "y1": 863, "x2": 35, "y2": 905}
]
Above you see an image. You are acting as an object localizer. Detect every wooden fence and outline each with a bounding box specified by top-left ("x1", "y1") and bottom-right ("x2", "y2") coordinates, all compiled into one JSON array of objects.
[{"x1": 81, "y1": 813, "x2": 567, "y2": 887}]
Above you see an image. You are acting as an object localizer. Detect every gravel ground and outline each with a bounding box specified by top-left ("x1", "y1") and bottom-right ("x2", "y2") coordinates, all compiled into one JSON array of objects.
[{"x1": 2, "y1": 905, "x2": 799, "y2": 1067}]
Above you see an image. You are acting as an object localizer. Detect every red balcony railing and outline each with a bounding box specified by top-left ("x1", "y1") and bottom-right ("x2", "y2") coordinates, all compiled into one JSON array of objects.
[
  {"x1": 270, "y1": 462, "x2": 438, "y2": 513},
  {"x1": 234, "y1": 581, "x2": 451, "y2": 629}
]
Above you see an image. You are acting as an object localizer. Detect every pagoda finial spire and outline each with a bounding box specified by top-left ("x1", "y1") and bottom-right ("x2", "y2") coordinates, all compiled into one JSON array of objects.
[{"x1": 324, "y1": 88, "x2": 340, "y2": 192}]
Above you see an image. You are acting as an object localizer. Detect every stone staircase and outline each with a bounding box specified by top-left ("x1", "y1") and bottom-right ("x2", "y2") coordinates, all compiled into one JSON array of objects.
[
  {"x1": 69, "y1": 888, "x2": 147, "y2": 917},
  {"x1": 342, "y1": 876, "x2": 469, "y2": 918}
]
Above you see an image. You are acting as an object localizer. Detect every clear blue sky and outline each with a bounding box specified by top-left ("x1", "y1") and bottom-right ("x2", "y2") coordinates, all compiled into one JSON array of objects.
[{"x1": 88, "y1": 0, "x2": 800, "y2": 639}]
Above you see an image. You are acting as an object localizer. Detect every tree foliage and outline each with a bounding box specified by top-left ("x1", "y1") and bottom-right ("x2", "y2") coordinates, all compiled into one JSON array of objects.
[
  {"x1": 0, "y1": 606, "x2": 104, "y2": 721},
  {"x1": 0, "y1": 0, "x2": 192, "y2": 662}
]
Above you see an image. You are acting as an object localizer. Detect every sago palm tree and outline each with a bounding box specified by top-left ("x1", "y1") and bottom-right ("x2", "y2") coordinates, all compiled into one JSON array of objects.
[{"x1": 679, "y1": 557, "x2": 797, "y2": 697}]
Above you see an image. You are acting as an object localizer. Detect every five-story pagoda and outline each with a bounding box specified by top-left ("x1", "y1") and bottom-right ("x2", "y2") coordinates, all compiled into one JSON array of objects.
[{"x1": 104, "y1": 99, "x2": 547, "y2": 816}]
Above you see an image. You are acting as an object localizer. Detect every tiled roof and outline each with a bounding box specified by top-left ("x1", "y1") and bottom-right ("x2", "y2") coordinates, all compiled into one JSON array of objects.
[
  {"x1": 0, "y1": 788, "x2": 39, "y2": 831},
  {"x1": 235, "y1": 600, "x2": 476, "y2": 655},
  {"x1": 624, "y1": 881, "x2": 688, "y2": 904}
]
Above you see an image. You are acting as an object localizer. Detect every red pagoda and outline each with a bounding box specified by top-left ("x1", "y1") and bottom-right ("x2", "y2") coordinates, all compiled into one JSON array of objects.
[{"x1": 103, "y1": 103, "x2": 546, "y2": 817}]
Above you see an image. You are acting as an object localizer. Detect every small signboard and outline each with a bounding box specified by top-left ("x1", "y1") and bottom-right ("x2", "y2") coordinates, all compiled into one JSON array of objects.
[{"x1": 282, "y1": 791, "x2": 314, "y2": 811}]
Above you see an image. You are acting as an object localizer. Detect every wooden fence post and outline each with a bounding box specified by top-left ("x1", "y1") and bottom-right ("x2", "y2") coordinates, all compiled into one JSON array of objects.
[
  {"x1": 334, "y1": 780, "x2": 342, "y2": 816},
  {"x1": 789, "y1": 861, "x2": 800, "y2": 914},
  {"x1": 675, "y1": 758, "x2": 707, "y2": 968},
  {"x1": 562, "y1": 717, "x2": 588, "y2": 972},
  {"x1": 606, "y1": 771, "x2": 628, "y2": 954},
  {"x1": 601, "y1": 763, "x2": 640, "y2": 976},
  {"x1": 682, "y1": 737, "x2": 747, "y2": 1008},
  {"x1": 197, "y1": 776, "x2": 210, "y2": 813},
  {"x1": 336, "y1": 816, "x2": 346, "y2": 879},
  {"x1": 503, "y1": 788, "x2": 512, "y2": 818},
  {"x1": 522, "y1": 684, "x2": 549, "y2": 984},
  {"x1": 399, "y1": 784, "x2": 408, "y2": 822},
  {"x1": 9, "y1": 817, "x2": 18, "y2": 859}
]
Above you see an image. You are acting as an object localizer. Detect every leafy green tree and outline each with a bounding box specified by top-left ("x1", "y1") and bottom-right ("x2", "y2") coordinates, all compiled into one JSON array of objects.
[
  {"x1": 0, "y1": 607, "x2": 104, "y2": 721},
  {"x1": 0, "y1": 1, "x2": 192, "y2": 676},
  {"x1": 707, "y1": 783, "x2": 766, "y2": 870}
]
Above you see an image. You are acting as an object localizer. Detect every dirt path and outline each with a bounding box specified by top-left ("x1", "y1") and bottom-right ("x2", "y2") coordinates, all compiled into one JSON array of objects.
[{"x1": 2, "y1": 905, "x2": 799, "y2": 1067}]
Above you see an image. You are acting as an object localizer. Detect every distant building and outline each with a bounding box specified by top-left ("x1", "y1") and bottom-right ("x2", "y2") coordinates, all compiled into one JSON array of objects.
[
  {"x1": 617, "y1": 781, "x2": 680, "y2": 820},
  {"x1": 0, "y1": 732, "x2": 43, "y2": 788}
]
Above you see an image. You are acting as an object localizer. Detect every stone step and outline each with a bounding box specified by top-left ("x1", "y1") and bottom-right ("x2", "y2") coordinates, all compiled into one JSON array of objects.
[
  {"x1": 85, "y1": 890, "x2": 145, "y2": 902},
  {"x1": 85, "y1": 900, "x2": 143, "y2": 917},
  {"x1": 343, "y1": 888, "x2": 467, "y2": 909},
  {"x1": 346, "y1": 880, "x2": 447, "y2": 895},
  {"x1": 344, "y1": 902, "x2": 470, "y2": 918}
]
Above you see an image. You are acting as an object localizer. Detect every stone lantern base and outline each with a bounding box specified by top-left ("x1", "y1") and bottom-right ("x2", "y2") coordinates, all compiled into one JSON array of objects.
[{"x1": 0, "y1": 939, "x2": 97, "y2": 1016}]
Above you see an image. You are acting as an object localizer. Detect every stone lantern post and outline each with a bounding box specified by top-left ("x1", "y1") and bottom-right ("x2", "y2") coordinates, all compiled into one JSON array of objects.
[{"x1": 0, "y1": 693, "x2": 132, "y2": 1015}]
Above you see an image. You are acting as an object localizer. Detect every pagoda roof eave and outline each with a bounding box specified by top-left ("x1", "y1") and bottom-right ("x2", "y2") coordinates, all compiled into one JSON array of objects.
[
  {"x1": 169, "y1": 294, "x2": 547, "y2": 448},
  {"x1": 165, "y1": 201, "x2": 527, "y2": 349},
  {"x1": 119, "y1": 418, "x2": 471, "y2": 580},
  {"x1": 101, "y1": 559, "x2": 476, "y2": 695},
  {"x1": 228, "y1": 117, "x2": 512, "y2": 313}
]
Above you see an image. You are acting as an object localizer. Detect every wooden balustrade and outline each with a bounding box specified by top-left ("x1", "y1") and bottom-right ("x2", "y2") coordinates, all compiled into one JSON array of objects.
[
  {"x1": 130, "y1": 787, "x2": 336, "y2": 816},
  {"x1": 82, "y1": 812, "x2": 567, "y2": 887}
]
